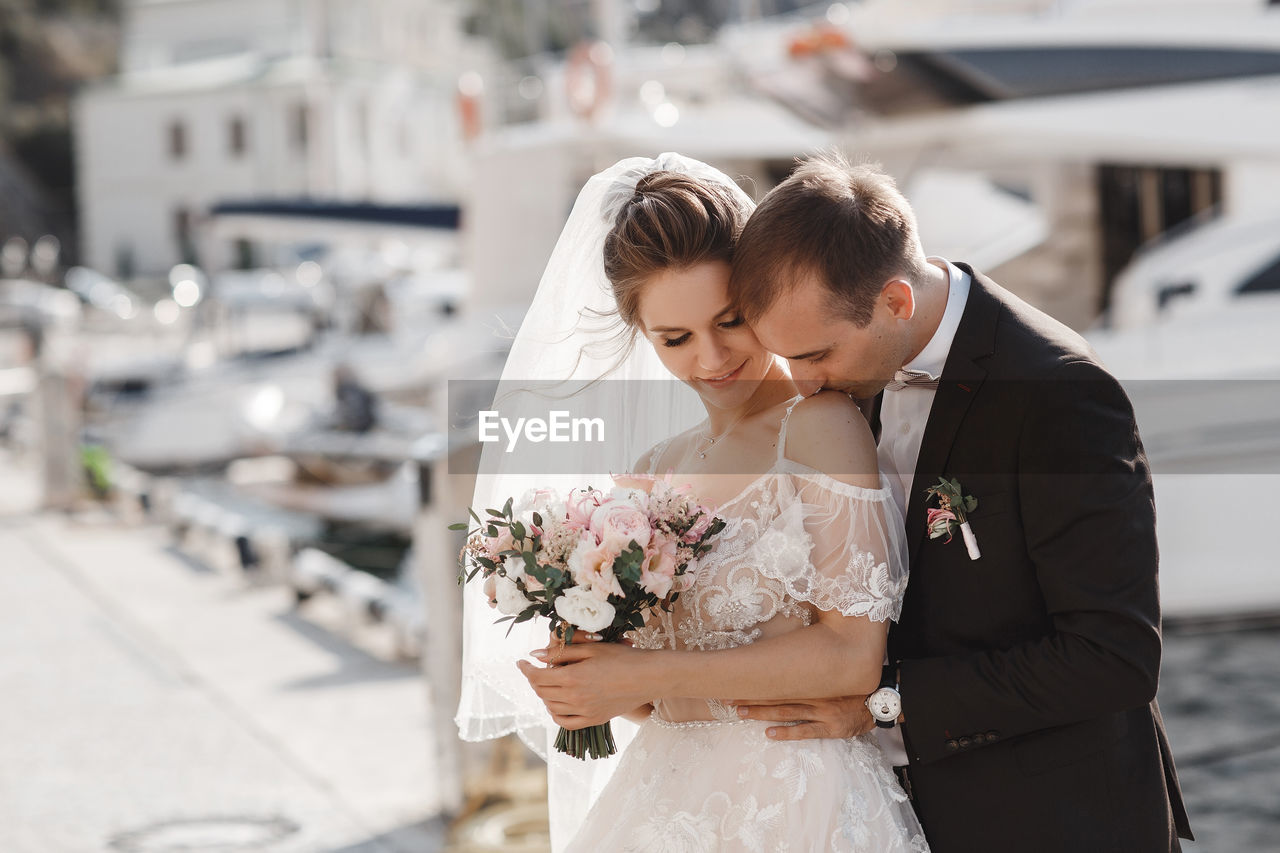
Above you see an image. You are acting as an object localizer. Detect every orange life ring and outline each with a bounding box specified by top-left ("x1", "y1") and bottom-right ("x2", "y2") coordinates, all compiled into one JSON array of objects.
[
  {"x1": 566, "y1": 41, "x2": 613, "y2": 120},
  {"x1": 787, "y1": 24, "x2": 852, "y2": 59}
]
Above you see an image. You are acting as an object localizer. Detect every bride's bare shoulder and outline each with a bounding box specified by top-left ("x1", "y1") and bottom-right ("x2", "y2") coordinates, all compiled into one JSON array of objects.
[
  {"x1": 781, "y1": 392, "x2": 878, "y2": 488},
  {"x1": 784, "y1": 390, "x2": 867, "y2": 434}
]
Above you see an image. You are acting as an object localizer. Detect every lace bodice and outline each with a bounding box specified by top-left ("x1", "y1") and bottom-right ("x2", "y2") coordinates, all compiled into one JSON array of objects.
[{"x1": 631, "y1": 398, "x2": 909, "y2": 723}]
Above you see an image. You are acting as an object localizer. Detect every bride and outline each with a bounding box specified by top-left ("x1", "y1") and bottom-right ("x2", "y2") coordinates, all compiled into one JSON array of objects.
[{"x1": 456, "y1": 154, "x2": 927, "y2": 852}]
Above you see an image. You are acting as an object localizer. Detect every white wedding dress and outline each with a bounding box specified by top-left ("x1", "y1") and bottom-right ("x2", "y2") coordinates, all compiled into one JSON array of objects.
[{"x1": 564, "y1": 399, "x2": 929, "y2": 853}]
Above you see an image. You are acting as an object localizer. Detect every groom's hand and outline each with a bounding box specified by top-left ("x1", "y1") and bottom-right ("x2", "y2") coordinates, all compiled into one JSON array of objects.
[{"x1": 735, "y1": 695, "x2": 874, "y2": 740}]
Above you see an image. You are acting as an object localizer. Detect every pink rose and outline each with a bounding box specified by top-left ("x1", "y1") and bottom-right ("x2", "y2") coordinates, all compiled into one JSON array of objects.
[
  {"x1": 567, "y1": 537, "x2": 624, "y2": 600},
  {"x1": 682, "y1": 508, "x2": 715, "y2": 544},
  {"x1": 639, "y1": 535, "x2": 679, "y2": 599},
  {"x1": 484, "y1": 526, "x2": 515, "y2": 560},
  {"x1": 591, "y1": 500, "x2": 652, "y2": 550},
  {"x1": 566, "y1": 487, "x2": 604, "y2": 532}
]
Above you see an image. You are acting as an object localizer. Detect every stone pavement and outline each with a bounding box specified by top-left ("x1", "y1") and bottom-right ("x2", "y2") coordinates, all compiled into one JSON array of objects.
[
  {"x1": 0, "y1": 453, "x2": 448, "y2": 852},
  {"x1": 1160, "y1": 621, "x2": 1280, "y2": 852}
]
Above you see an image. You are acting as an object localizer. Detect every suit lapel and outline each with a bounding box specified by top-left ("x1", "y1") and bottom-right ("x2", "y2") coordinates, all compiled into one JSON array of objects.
[{"x1": 905, "y1": 265, "x2": 1001, "y2": 565}]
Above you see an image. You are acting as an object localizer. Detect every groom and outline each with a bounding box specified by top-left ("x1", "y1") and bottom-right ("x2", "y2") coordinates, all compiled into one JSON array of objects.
[{"x1": 732, "y1": 153, "x2": 1193, "y2": 852}]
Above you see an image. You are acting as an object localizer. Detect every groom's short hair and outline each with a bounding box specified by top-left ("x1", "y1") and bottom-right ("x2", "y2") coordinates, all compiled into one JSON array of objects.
[{"x1": 730, "y1": 151, "x2": 929, "y2": 327}]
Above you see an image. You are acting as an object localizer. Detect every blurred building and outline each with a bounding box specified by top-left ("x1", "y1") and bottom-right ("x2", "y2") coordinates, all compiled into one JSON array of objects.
[{"x1": 74, "y1": 0, "x2": 493, "y2": 278}]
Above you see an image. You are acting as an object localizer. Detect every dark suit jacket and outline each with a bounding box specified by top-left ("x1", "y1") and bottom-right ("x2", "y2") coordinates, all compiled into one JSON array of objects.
[{"x1": 881, "y1": 266, "x2": 1193, "y2": 852}]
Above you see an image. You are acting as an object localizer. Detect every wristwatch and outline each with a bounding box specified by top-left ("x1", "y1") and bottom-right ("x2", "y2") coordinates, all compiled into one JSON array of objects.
[{"x1": 865, "y1": 664, "x2": 902, "y2": 729}]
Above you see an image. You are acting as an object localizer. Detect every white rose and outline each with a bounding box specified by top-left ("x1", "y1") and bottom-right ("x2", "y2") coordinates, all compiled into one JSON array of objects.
[
  {"x1": 554, "y1": 586, "x2": 617, "y2": 633},
  {"x1": 493, "y1": 574, "x2": 528, "y2": 616},
  {"x1": 608, "y1": 486, "x2": 649, "y2": 511},
  {"x1": 518, "y1": 489, "x2": 564, "y2": 527},
  {"x1": 516, "y1": 508, "x2": 542, "y2": 534},
  {"x1": 503, "y1": 554, "x2": 527, "y2": 581}
]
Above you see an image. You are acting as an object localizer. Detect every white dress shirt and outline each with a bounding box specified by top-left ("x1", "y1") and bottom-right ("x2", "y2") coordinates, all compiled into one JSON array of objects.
[{"x1": 874, "y1": 257, "x2": 971, "y2": 765}]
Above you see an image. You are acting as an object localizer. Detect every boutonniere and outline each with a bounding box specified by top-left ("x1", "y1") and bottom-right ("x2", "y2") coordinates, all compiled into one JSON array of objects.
[{"x1": 925, "y1": 477, "x2": 981, "y2": 560}]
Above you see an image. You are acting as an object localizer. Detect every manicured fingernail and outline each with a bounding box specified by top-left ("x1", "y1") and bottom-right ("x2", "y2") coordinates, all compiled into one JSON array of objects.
[
  {"x1": 766, "y1": 728, "x2": 777, "y2": 738},
  {"x1": 738, "y1": 707, "x2": 749, "y2": 717},
  {"x1": 530, "y1": 650, "x2": 547, "y2": 660},
  {"x1": 584, "y1": 632, "x2": 602, "y2": 641}
]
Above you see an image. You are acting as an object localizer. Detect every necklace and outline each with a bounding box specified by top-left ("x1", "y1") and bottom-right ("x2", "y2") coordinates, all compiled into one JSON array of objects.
[{"x1": 694, "y1": 398, "x2": 769, "y2": 460}]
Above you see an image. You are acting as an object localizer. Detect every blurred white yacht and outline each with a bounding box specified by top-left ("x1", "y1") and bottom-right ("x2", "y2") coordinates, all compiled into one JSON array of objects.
[{"x1": 1086, "y1": 211, "x2": 1280, "y2": 620}]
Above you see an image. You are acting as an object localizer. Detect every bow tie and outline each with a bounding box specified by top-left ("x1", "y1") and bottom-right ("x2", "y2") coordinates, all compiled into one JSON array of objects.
[{"x1": 885, "y1": 368, "x2": 939, "y2": 392}]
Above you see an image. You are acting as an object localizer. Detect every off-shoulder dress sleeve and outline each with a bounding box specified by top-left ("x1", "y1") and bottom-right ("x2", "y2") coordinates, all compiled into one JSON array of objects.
[{"x1": 751, "y1": 458, "x2": 909, "y2": 622}]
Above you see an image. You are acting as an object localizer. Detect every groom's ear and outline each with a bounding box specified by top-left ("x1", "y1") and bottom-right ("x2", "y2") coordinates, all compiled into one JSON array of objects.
[{"x1": 882, "y1": 279, "x2": 916, "y2": 321}]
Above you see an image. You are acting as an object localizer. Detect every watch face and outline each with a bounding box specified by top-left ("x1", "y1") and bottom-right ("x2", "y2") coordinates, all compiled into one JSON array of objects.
[{"x1": 868, "y1": 688, "x2": 901, "y2": 721}]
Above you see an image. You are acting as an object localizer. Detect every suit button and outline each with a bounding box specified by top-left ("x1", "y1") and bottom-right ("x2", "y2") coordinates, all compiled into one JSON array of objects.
[
  {"x1": 986, "y1": 731, "x2": 999, "y2": 741},
  {"x1": 945, "y1": 739, "x2": 958, "y2": 751},
  {"x1": 958, "y1": 736, "x2": 972, "y2": 748}
]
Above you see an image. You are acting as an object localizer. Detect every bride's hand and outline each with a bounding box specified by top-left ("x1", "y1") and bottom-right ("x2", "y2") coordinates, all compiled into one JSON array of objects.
[
  {"x1": 516, "y1": 640, "x2": 651, "y2": 730},
  {"x1": 733, "y1": 695, "x2": 874, "y2": 740}
]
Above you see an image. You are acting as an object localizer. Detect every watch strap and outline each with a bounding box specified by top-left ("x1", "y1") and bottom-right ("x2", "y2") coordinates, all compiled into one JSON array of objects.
[{"x1": 879, "y1": 663, "x2": 897, "y2": 691}]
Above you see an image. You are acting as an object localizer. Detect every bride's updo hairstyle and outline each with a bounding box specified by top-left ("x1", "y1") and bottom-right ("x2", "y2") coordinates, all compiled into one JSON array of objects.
[{"x1": 602, "y1": 171, "x2": 752, "y2": 332}]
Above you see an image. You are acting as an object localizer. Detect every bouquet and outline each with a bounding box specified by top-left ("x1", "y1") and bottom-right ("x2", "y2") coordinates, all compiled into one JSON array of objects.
[{"x1": 452, "y1": 477, "x2": 726, "y2": 759}]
